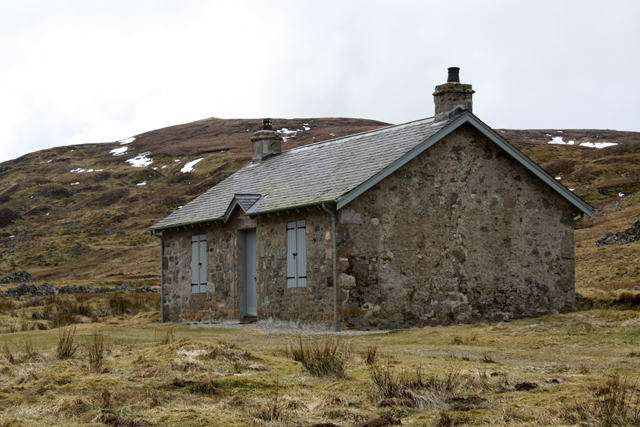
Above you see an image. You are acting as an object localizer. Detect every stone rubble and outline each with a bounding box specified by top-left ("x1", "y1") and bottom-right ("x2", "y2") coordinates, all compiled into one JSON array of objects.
[
  {"x1": 593, "y1": 219, "x2": 640, "y2": 247},
  {"x1": 0, "y1": 269, "x2": 33, "y2": 283},
  {"x1": 0, "y1": 280, "x2": 158, "y2": 298}
]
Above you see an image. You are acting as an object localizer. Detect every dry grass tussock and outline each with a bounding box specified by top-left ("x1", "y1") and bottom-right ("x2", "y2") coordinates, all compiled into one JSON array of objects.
[
  {"x1": 370, "y1": 363, "x2": 480, "y2": 410},
  {"x1": 288, "y1": 336, "x2": 352, "y2": 379}
]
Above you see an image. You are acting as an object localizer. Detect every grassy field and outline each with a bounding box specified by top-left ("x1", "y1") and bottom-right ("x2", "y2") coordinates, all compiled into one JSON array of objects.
[{"x1": 1, "y1": 293, "x2": 640, "y2": 426}]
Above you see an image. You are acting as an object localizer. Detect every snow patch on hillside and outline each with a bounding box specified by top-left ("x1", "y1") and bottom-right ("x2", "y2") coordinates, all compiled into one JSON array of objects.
[
  {"x1": 126, "y1": 152, "x2": 153, "y2": 167},
  {"x1": 110, "y1": 147, "x2": 128, "y2": 156},
  {"x1": 580, "y1": 141, "x2": 618, "y2": 149},
  {"x1": 181, "y1": 158, "x2": 203, "y2": 173}
]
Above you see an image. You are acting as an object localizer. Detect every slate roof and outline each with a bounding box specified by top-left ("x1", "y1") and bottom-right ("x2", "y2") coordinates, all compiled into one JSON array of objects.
[
  {"x1": 150, "y1": 116, "x2": 451, "y2": 230},
  {"x1": 150, "y1": 112, "x2": 593, "y2": 231}
]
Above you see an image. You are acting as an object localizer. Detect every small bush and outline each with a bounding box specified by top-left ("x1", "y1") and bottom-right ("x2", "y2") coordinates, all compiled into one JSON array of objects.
[
  {"x1": 57, "y1": 326, "x2": 78, "y2": 359},
  {"x1": 86, "y1": 334, "x2": 106, "y2": 372},
  {"x1": 108, "y1": 292, "x2": 159, "y2": 316},
  {"x1": 189, "y1": 378, "x2": 220, "y2": 396},
  {"x1": 362, "y1": 345, "x2": 379, "y2": 366},
  {"x1": 21, "y1": 337, "x2": 37, "y2": 361},
  {"x1": 2, "y1": 342, "x2": 15, "y2": 364},
  {"x1": 156, "y1": 327, "x2": 174, "y2": 345},
  {"x1": 0, "y1": 299, "x2": 14, "y2": 311},
  {"x1": 288, "y1": 336, "x2": 351, "y2": 379},
  {"x1": 481, "y1": 353, "x2": 496, "y2": 363},
  {"x1": 47, "y1": 297, "x2": 94, "y2": 328}
]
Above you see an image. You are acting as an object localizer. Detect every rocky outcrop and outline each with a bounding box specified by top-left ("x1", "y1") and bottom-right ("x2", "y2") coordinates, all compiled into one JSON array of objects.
[
  {"x1": 0, "y1": 269, "x2": 33, "y2": 283},
  {"x1": 593, "y1": 219, "x2": 640, "y2": 247}
]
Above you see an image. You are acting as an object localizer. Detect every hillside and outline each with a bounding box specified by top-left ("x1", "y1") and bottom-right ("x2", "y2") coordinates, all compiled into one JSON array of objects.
[{"x1": 0, "y1": 119, "x2": 639, "y2": 292}]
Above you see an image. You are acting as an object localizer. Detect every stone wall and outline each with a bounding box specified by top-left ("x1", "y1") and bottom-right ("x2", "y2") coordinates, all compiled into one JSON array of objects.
[
  {"x1": 162, "y1": 223, "x2": 238, "y2": 323},
  {"x1": 336, "y1": 123, "x2": 577, "y2": 329},
  {"x1": 255, "y1": 210, "x2": 335, "y2": 325},
  {"x1": 161, "y1": 210, "x2": 335, "y2": 324}
]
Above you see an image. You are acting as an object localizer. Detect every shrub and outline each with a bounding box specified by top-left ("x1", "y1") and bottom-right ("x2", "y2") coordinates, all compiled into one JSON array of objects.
[
  {"x1": 288, "y1": 336, "x2": 351, "y2": 379},
  {"x1": 57, "y1": 326, "x2": 78, "y2": 359},
  {"x1": 108, "y1": 292, "x2": 159, "y2": 316}
]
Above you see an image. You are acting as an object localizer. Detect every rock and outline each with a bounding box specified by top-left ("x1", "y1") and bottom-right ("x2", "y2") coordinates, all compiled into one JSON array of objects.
[
  {"x1": 593, "y1": 219, "x2": 640, "y2": 247},
  {"x1": 117, "y1": 231, "x2": 126, "y2": 237}
]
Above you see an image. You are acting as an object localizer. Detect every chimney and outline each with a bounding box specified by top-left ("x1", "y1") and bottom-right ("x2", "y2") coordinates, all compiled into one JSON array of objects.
[
  {"x1": 433, "y1": 67, "x2": 475, "y2": 121},
  {"x1": 251, "y1": 119, "x2": 282, "y2": 163}
]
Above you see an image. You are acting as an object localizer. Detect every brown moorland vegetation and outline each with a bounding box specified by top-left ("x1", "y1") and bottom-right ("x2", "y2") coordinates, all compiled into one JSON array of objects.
[{"x1": 1, "y1": 118, "x2": 640, "y2": 425}]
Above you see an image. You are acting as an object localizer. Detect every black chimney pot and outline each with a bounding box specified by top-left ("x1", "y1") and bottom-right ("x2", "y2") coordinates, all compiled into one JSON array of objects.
[
  {"x1": 447, "y1": 67, "x2": 460, "y2": 83},
  {"x1": 262, "y1": 118, "x2": 272, "y2": 130}
]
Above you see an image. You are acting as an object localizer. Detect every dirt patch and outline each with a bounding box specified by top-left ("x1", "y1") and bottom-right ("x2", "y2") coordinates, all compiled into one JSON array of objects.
[
  {"x1": 355, "y1": 415, "x2": 402, "y2": 427},
  {"x1": 39, "y1": 184, "x2": 73, "y2": 199},
  {"x1": 91, "y1": 188, "x2": 130, "y2": 206},
  {"x1": 0, "y1": 208, "x2": 20, "y2": 228}
]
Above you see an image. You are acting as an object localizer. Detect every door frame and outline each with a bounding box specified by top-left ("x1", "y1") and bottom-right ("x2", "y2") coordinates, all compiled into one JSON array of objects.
[{"x1": 237, "y1": 228, "x2": 257, "y2": 320}]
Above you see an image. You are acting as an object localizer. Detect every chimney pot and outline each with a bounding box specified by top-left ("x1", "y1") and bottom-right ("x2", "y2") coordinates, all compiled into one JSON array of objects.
[
  {"x1": 447, "y1": 67, "x2": 460, "y2": 83},
  {"x1": 262, "y1": 118, "x2": 272, "y2": 130}
]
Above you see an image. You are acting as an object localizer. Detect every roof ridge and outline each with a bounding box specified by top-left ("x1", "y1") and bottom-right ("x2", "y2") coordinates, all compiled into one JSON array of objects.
[{"x1": 285, "y1": 116, "x2": 437, "y2": 154}]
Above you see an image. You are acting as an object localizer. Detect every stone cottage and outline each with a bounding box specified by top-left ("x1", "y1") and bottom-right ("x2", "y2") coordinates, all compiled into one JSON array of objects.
[{"x1": 149, "y1": 68, "x2": 593, "y2": 329}]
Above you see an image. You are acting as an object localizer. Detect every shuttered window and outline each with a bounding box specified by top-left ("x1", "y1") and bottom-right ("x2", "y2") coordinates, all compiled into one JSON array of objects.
[
  {"x1": 286, "y1": 220, "x2": 307, "y2": 288},
  {"x1": 191, "y1": 234, "x2": 207, "y2": 294}
]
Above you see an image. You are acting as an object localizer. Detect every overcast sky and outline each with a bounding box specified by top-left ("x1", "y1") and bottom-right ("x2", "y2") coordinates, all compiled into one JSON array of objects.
[{"x1": 1, "y1": 0, "x2": 638, "y2": 163}]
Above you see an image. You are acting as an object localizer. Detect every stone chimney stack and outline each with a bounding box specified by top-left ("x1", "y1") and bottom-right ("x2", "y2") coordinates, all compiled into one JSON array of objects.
[
  {"x1": 251, "y1": 119, "x2": 282, "y2": 163},
  {"x1": 433, "y1": 67, "x2": 475, "y2": 121}
]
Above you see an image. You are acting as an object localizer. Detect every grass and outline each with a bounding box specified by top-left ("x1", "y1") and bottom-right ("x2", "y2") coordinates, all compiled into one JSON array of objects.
[{"x1": 1, "y1": 308, "x2": 640, "y2": 426}]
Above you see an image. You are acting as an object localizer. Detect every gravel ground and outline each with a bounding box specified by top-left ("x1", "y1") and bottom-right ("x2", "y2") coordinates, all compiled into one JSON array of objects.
[{"x1": 191, "y1": 318, "x2": 392, "y2": 336}]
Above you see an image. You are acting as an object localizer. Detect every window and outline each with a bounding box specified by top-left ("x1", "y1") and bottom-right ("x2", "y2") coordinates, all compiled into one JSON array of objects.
[
  {"x1": 191, "y1": 234, "x2": 207, "y2": 293},
  {"x1": 286, "y1": 220, "x2": 307, "y2": 288}
]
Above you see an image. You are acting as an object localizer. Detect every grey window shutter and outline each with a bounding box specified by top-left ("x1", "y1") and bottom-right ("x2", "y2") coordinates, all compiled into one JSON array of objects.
[
  {"x1": 286, "y1": 222, "x2": 297, "y2": 288},
  {"x1": 191, "y1": 236, "x2": 199, "y2": 293},
  {"x1": 296, "y1": 220, "x2": 307, "y2": 288},
  {"x1": 198, "y1": 234, "x2": 207, "y2": 293}
]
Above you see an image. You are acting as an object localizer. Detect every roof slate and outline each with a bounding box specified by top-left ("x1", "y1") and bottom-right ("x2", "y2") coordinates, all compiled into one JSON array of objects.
[
  {"x1": 150, "y1": 116, "x2": 451, "y2": 230},
  {"x1": 150, "y1": 112, "x2": 593, "y2": 231}
]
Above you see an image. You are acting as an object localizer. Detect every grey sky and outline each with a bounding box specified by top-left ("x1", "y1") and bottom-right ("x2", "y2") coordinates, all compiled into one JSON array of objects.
[{"x1": 1, "y1": 0, "x2": 638, "y2": 163}]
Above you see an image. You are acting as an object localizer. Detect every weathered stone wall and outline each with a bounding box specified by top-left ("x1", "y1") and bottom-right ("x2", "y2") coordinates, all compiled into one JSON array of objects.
[
  {"x1": 337, "y1": 123, "x2": 577, "y2": 329},
  {"x1": 161, "y1": 210, "x2": 335, "y2": 324},
  {"x1": 162, "y1": 222, "x2": 238, "y2": 323},
  {"x1": 255, "y1": 210, "x2": 335, "y2": 325}
]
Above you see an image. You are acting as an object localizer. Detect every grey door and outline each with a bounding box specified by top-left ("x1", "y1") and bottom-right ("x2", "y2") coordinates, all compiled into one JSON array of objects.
[{"x1": 243, "y1": 229, "x2": 257, "y2": 318}]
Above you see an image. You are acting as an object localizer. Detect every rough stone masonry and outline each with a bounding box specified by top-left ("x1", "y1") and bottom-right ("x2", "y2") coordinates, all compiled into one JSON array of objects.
[{"x1": 160, "y1": 122, "x2": 576, "y2": 329}]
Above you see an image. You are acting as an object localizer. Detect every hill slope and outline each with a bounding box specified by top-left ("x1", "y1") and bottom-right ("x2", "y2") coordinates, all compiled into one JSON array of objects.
[{"x1": 0, "y1": 119, "x2": 639, "y2": 292}]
